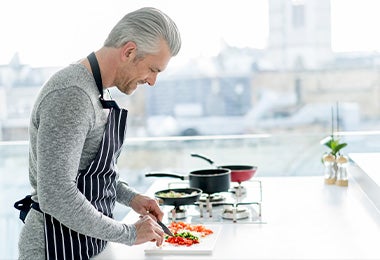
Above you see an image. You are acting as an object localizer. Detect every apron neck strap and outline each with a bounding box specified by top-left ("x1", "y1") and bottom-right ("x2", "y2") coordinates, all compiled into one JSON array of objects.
[{"x1": 87, "y1": 52, "x2": 119, "y2": 109}]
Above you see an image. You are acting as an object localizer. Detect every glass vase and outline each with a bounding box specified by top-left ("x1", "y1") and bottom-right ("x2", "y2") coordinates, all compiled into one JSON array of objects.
[
  {"x1": 323, "y1": 153, "x2": 336, "y2": 185},
  {"x1": 336, "y1": 155, "x2": 349, "y2": 186}
]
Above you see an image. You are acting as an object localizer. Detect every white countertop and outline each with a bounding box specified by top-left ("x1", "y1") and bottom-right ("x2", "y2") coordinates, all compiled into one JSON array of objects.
[
  {"x1": 95, "y1": 173, "x2": 380, "y2": 259},
  {"x1": 349, "y1": 153, "x2": 380, "y2": 187}
]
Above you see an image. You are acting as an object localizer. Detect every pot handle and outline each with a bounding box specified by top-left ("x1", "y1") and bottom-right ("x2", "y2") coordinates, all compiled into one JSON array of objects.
[
  {"x1": 145, "y1": 172, "x2": 186, "y2": 180},
  {"x1": 191, "y1": 153, "x2": 215, "y2": 165}
]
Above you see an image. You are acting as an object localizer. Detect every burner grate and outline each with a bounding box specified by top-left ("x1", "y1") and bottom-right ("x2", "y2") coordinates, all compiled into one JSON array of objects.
[{"x1": 164, "y1": 179, "x2": 264, "y2": 224}]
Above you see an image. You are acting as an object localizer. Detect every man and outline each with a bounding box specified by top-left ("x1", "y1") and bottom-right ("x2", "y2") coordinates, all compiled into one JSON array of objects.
[{"x1": 15, "y1": 7, "x2": 181, "y2": 259}]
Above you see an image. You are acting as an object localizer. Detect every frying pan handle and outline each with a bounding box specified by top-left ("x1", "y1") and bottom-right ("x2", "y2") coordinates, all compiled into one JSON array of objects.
[
  {"x1": 191, "y1": 153, "x2": 215, "y2": 165},
  {"x1": 145, "y1": 172, "x2": 186, "y2": 180}
]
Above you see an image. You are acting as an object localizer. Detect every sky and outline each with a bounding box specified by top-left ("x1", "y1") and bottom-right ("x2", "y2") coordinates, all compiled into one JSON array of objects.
[{"x1": 1, "y1": 0, "x2": 380, "y2": 67}]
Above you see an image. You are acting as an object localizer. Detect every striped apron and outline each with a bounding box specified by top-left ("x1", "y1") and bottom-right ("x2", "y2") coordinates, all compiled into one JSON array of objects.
[{"x1": 43, "y1": 52, "x2": 128, "y2": 259}]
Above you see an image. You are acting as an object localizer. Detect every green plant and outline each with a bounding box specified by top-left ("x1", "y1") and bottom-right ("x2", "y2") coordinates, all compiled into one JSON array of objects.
[
  {"x1": 322, "y1": 103, "x2": 348, "y2": 157},
  {"x1": 323, "y1": 135, "x2": 347, "y2": 156}
]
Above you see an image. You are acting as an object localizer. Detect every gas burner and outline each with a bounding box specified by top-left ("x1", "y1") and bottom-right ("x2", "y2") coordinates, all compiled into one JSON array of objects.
[
  {"x1": 230, "y1": 185, "x2": 247, "y2": 196},
  {"x1": 168, "y1": 206, "x2": 187, "y2": 221},
  {"x1": 196, "y1": 193, "x2": 227, "y2": 218},
  {"x1": 222, "y1": 205, "x2": 250, "y2": 221},
  {"x1": 198, "y1": 193, "x2": 225, "y2": 202},
  {"x1": 160, "y1": 179, "x2": 264, "y2": 224}
]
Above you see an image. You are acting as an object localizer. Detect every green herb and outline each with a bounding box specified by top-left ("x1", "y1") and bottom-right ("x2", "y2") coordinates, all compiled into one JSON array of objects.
[
  {"x1": 323, "y1": 136, "x2": 347, "y2": 156},
  {"x1": 175, "y1": 231, "x2": 199, "y2": 240}
]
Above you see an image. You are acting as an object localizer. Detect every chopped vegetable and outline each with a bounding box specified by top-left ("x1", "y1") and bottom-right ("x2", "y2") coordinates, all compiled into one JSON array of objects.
[
  {"x1": 164, "y1": 221, "x2": 213, "y2": 247},
  {"x1": 156, "y1": 190, "x2": 197, "y2": 198},
  {"x1": 165, "y1": 235, "x2": 199, "y2": 246},
  {"x1": 168, "y1": 221, "x2": 213, "y2": 237},
  {"x1": 175, "y1": 231, "x2": 199, "y2": 240}
]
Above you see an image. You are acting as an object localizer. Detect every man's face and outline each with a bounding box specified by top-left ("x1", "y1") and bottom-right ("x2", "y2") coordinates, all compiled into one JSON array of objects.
[{"x1": 115, "y1": 40, "x2": 172, "y2": 95}]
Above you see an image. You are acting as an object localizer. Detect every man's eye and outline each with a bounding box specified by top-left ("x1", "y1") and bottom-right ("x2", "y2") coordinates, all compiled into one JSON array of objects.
[{"x1": 150, "y1": 68, "x2": 160, "y2": 73}]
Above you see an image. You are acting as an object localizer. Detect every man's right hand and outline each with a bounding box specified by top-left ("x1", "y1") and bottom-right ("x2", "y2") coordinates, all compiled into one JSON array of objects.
[{"x1": 133, "y1": 215, "x2": 165, "y2": 247}]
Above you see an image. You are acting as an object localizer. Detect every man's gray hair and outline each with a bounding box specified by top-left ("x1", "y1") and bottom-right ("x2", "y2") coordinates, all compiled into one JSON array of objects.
[{"x1": 104, "y1": 7, "x2": 181, "y2": 57}]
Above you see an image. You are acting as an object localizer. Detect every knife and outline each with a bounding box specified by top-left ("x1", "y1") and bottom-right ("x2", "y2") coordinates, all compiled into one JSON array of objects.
[{"x1": 157, "y1": 220, "x2": 174, "y2": 236}]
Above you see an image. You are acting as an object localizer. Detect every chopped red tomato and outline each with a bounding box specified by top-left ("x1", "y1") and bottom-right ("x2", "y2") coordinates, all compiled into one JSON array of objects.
[
  {"x1": 168, "y1": 221, "x2": 213, "y2": 237},
  {"x1": 164, "y1": 222, "x2": 213, "y2": 247},
  {"x1": 166, "y1": 235, "x2": 199, "y2": 246}
]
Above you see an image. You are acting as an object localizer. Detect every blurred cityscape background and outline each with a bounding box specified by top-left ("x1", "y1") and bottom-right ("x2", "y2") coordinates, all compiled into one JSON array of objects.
[{"x1": 1, "y1": 0, "x2": 380, "y2": 140}]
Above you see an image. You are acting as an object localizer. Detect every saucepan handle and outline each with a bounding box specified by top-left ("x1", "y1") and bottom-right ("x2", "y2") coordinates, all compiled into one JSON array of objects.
[
  {"x1": 190, "y1": 153, "x2": 215, "y2": 165},
  {"x1": 145, "y1": 172, "x2": 187, "y2": 180}
]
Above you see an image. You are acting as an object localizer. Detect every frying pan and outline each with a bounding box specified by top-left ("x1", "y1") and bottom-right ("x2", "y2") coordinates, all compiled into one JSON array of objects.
[
  {"x1": 191, "y1": 153, "x2": 257, "y2": 183},
  {"x1": 145, "y1": 168, "x2": 231, "y2": 194},
  {"x1": 154, "y1": 188, "x2": 202, "y2": 207}
]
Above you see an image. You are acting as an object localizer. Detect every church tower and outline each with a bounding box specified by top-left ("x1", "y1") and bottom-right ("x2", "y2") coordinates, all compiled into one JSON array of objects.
[{"x1": 266, "y1": 0, "x2": 333, "y2": 70}]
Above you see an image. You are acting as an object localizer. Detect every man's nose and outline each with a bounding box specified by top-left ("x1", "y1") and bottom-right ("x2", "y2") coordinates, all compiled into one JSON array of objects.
[{"x1": 146, "y1": 73, "x2": 158, "y2": 86}]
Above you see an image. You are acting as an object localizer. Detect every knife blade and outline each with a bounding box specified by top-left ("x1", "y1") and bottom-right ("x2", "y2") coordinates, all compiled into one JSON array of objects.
[{"x1": 157, "y1": 220, "x2": 174, "y2": 236}]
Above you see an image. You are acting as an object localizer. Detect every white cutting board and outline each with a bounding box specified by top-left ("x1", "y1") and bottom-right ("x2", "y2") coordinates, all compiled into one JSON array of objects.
[{"x1": 144, "y1": 224, "x2": 222, "y2": 255}]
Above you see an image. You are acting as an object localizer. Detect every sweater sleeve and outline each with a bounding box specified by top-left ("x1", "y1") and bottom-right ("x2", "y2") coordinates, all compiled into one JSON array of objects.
[
  {"x1": 35, "y1": 86, "x2": 136, "y2": 245},
  {"x1": 116, "y1": 180, "x2": 139, "y2": 207}
]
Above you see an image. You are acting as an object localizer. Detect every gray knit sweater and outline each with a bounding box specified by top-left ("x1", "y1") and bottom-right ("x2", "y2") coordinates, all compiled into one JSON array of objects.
[{"x1": 18, "y1": 63, "x2": 138, "y2": 259}]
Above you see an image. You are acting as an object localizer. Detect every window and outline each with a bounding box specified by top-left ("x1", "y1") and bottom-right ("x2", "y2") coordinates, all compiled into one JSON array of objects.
[{"x1": 292, "y1": 1, "x2": 305, "y2": 28}]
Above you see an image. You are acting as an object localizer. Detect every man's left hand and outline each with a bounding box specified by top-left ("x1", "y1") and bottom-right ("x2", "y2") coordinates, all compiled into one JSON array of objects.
[{"x1": 129, "y1": 194, "x2": 164, "y2": 221}]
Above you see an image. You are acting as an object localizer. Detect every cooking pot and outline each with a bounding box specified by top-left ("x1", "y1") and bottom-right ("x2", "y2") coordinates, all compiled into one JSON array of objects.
[
  {"x1": 191, "y1": 153, "x2": 257, "y2": 183},
  {"x1": 145, "y1": 168, "x2": 231, "y2": 194},
  {"x1": 154, "y1": 188, "x2": 202, "y2": 207}
]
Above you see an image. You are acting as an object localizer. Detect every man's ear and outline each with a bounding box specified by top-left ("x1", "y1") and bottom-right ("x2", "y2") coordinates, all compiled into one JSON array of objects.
[{"x1": 122, "y1": 41, "x2": 137, "y2": 60}]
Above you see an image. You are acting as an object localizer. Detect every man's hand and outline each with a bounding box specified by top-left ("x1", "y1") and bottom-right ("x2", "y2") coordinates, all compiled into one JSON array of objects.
[
  {"x1": 133, "y1": 215, "x2": 165, "y2": 247},
  {"x1": 129, "y1": 194, "x2": 164, "y2": 221}
]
